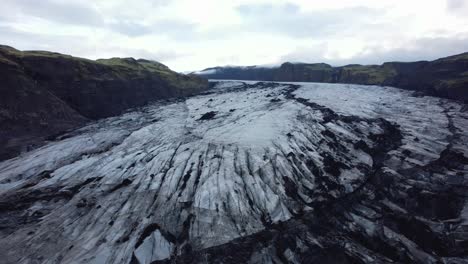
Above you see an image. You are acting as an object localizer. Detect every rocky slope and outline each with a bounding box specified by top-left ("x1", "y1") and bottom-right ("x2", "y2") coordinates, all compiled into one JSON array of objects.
[
  {"x1": 0, "y1": 45, "x2": 208, "y2": 160},
  {"x1": 0, "y1": 80, "x2": 467, "y2": 263},
  {"x1": 195, "y1": 53, "x2": 468, "y2": 101}
]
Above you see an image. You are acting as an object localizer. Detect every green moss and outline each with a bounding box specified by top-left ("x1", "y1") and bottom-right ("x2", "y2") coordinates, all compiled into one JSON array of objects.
[
  {"x1": 96, "y1": 57, "x2": 176, "y2": 79},
  {"x1": 439, "y1": 77, "x2": 468, "y2": 85},
  {"x1": 137, "y1": 59, "x2": 169, "y2": 71},
  {"x1": 100, "y1": 58, "x2": 207, "y2": 90},
  {"x1": 0, "y1": 45, "x2": 208, "y2": 92},
  {"x1": 304, "y1": 63, "x2": 333, "y2": 71},
  {"x1": 93, "y1": 57, "x2": 208, "y2": 91},
  {"x1": 96, "y1": 57, "x2": 138, "y2": 67},
  {"x1": 341, "y1": 64, "x2": 397, "y2": 84}
]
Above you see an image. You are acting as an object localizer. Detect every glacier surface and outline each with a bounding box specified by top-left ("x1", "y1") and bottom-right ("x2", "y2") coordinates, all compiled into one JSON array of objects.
[{"x1": 0, "y1": 81, "x2": 467, "y2": 263}]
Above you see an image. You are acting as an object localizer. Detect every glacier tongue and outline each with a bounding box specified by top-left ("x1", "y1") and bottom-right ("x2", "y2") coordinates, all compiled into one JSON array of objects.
[{"x1": 0, "y1": 81, "x2": 467, "y2": 263}]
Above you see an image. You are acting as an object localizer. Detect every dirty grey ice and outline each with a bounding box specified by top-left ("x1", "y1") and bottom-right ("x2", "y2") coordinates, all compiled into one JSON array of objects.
[{"x1": 0, "y1": 81, "x2": 467, "y2": 263}]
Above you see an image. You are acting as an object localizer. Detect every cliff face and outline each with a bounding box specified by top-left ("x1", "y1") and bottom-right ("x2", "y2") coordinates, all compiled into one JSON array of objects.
[
  {"x1": 196, "y1": 53, "x2": 468, "y2": 101},
  {"x1": 385, "y1": 54, "x2": 468, "y2": 99},
  {"x1": 273, "y1": 63, "x2": 335, "y2": 82},
  {"x1": 0, "y1": 45, "x2": 209, "y2": 160},
  {"x1": 199, "y1": 66, "x2": 276, "y2": 81}
]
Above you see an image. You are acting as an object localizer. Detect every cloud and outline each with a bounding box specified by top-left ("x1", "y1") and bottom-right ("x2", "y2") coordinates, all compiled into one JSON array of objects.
[
  {"x1": 279, "y1": 42, "x2": 330, "y2": 63},
  {"x1": 0, "y1": 25, "x2": 84, "y2": 51},
  {"x1": 236, "y1": 3, "x2": 381, "y2": 38},
  {"x1": 150, "y1": 20, "x2": 198, "y2": 40},
  {"x1": 447, "y1": 0, "x2": 465, "y2": 10},
  {"x1": 6, "y1": 0, "x2": 104, "y2": 26},
  {"x1": 1, "y1": 0, "x2": 197, "y2": 40},
  {"x1": 0, "y1": 0, "x2": 468, "y2": 71},
  {"x1": 108, "y1": 19, "x2": 198, "y2": 39},
  {"x1": 446, "y1": 0, "x2": 468, "y2": 16},
  {"x1": 350, "y1": 34, "x2": 468, "y2": 64},
  {"x1": 104, "y1": 47, "x2": 187, "y2": 62},
  {"x1": 0, "y1": 24, "x2": 186, "y2": 64},
  {"x1": 281, "y1": 34, "x2": 468, "y2": 66},
  {"x1": 108, "y1": 21, "x2": 152, "y2": 37}
]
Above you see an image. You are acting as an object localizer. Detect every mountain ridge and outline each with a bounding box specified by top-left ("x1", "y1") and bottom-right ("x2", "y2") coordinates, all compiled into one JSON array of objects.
[
  {"x1": 194, "y1": 52, "x2": 468, "y2": 101},
  {"x1": 0, "y1": 45, "x2": 209, "y2": 161}
]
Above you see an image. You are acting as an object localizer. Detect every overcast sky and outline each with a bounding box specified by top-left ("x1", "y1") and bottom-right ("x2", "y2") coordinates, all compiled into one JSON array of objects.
[{"x1": 1, "y1": 0, "x2": 468, "y2": 71}]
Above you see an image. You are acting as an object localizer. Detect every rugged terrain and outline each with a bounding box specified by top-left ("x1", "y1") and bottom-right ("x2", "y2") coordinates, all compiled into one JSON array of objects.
[
  {"x1": 0, "y1": 80, "x2": 467, "y2": 263},
  {"x1": 0, "y1": 45, "x2": 208, "y2": 160},
  {"x1": 195, "y1": 53, "x2": 468, "y2": 101}
]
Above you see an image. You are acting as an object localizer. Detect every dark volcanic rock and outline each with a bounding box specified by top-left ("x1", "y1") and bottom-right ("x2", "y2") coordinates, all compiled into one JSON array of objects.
[
  {"x1": 198, "y1": 111, "x2": 217, "y2": 120},
  {"x1": 0, "y1": 45, "x2": 209, "y2": 160}
]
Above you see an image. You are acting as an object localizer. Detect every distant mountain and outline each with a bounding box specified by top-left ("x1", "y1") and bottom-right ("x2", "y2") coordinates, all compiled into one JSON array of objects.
[
  {"x1": 0, "y1": 45, "x2": 208, "y2": 160},
  {"x1": 194, "y1": 53, "x2": 468, "y2": 101}
]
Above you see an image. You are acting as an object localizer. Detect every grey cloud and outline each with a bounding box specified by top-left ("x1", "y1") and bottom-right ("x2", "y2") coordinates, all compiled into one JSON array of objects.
[
  {"x1": 216, "y1": 55, "x2": 241, "y2": 65},
  {"x1": 351, "y1": 35, "x2": 468, "y2": 64},
  {"x1": 114, "y1": 48, "x2": 187, "y2": 62},
  {"x1": 281, "y1": 34, "x2": 468, "y2": 66},
  {"x1": 446, "y1": 0, "x2": 468, "y2": 15},
  {"x1": 108, "y1": 21, "x2": 152, "y2": 37},
  {"x1": 0, "y1": 24, "x2": 186, "y2": 64},
  {"x1": 237, "y1": 2, "x2": 300, "y2": 15},
  {"x1": 2, "y1": 0, "x2": 197, "y2": 39},
  {"x1": 7, "y1": 0, "x2": 104, "y2": 26},
  {"x1": 279, "y1": 42, "x2": 330, "y2": 63},
  {"x1": 236, "y1": 3, "x2": 381, "y2": 38},
  {"x1": 447, "y1": 0, "x2": 465, "y2": 10},
  {"x1": 0, "y1": 25, "x2": 83, "y2": 51},
  {"x1": 151, "y1": 20, "x2": 198, "y2": 40},
  {"x1": 108, "y1": 19, "x2": 198, "y2": 39}
]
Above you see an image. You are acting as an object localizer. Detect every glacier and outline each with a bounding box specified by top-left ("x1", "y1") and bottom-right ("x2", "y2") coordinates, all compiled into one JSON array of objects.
[{"x1": 0, "y1": 81, "x2": 467, "y2": 263}]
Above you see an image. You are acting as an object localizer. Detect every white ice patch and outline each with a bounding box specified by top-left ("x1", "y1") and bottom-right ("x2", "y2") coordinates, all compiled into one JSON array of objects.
[
  {"x1": 184, "y1": 85, "x2": 299, "y2": 149},
  {"x1": 135, "y1": 230, "x2": 173, "y2": 263}
]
